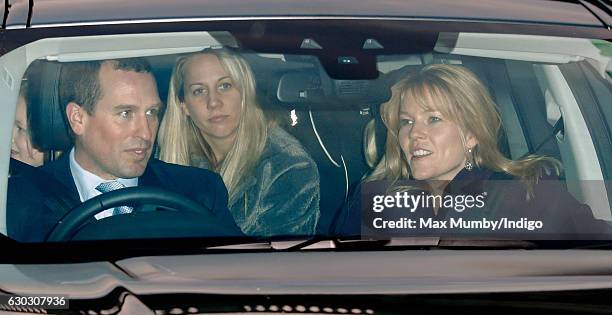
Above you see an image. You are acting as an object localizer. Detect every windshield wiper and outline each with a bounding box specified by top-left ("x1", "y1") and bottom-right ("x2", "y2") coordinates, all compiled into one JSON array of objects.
[
  {"x1": 0, "y1": 235, "x2": 540, "y2": 264},
  {"x1": 280, "y1": 237, "x2": 538, "y2": 250}
]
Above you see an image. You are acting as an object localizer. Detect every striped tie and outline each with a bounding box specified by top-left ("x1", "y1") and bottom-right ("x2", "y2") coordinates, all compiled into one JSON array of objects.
[{"x1": 95, "y1": 181, "x2": 133, "y2": 216}]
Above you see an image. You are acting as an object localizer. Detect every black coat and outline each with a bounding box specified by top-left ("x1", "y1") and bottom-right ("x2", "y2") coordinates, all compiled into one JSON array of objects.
[
  {"x1": 7, "y1": 154, "x2": 243, "y2": 242},
  {"x1": 336, "y1": 168, "x2": 609, "y2": 239}
]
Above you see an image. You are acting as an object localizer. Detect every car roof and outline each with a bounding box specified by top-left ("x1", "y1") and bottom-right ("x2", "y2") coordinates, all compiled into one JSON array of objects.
[{"x1": 3, "y1": 0, "x2": 609, "y2": 29}]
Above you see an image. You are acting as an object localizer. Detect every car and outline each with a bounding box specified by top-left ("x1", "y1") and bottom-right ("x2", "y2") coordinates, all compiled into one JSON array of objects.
[{"x1": 0, "y1": 0, "x2": 611, "y2": 313}]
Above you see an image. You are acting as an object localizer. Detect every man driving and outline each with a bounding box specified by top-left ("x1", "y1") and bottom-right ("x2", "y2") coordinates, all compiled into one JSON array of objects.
[{"x1": 7, "y1": 58, "x2": 241, "y2": 242}]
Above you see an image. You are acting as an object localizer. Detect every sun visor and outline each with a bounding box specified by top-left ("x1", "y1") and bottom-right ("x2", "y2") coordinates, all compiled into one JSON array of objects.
[
  {"x1": 25, "y1": 31, "x2": 235, "y2": 63},
  {"x1": 433, "y1": 33, "x2": 604, "y2": 65}
]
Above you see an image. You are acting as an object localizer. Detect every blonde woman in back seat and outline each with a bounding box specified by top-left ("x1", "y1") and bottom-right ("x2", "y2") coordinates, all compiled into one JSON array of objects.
[{"x1": 158, "y1": 49, "x2": 320, "y2": 237}]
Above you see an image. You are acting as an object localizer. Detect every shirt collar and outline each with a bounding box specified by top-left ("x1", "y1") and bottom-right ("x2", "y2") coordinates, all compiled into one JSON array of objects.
[{"x1": 68, "y1": 148, "x2": 138, "y2": 202}]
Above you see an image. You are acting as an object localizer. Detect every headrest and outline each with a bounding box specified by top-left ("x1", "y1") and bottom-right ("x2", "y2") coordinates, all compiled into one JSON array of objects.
[
  {"x1": 372, "y1": 102, "x2": 388, "y2": 161},
  {"x1": 369, "y1": 64, "x2": 425, "y2": 163},
  {"x1": 277, "y1": 70, "x2": 325, "y2": 104},
  {"x1": 27, "y1": 61, "x2": 73, "y2": 151}
]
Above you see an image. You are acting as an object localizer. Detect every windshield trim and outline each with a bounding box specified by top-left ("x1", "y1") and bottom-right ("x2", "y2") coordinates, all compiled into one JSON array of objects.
[{"x1": 9, "y1": 15, "x2": 609, "y2": 31}]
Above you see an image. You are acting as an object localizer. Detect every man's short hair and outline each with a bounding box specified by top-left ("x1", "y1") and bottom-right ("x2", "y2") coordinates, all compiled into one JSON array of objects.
[{"x1": 59, "y1": 58, "x2": 153, "y2": 114}]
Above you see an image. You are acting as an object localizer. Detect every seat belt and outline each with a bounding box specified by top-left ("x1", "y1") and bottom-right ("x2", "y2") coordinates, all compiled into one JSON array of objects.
[
  {"x1": 520, "y1": 117, "x2": 564, "y2": 159},
  {"x1": 10, "y1": 158, "x2": 79, "y2": 216}
]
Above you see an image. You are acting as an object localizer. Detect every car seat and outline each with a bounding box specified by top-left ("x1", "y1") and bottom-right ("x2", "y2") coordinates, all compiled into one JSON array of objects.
[
  {"x1": 273, "y1": 67, "x2": 391, "y2": 235},
  {"x1": 26, "y1": 60, "x2": 72, "y2": 154}
]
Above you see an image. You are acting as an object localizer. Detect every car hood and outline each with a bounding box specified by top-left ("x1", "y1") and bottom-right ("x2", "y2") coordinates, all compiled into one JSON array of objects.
[{"x1": 3, "y1": 250, "x2": 612, "y2": 298}]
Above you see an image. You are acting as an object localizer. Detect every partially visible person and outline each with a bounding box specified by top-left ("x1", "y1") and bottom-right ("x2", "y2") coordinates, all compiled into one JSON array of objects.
[
  {"x1": 11, "y1": 78, "x2": 44, "y2": 167},
  {"x1": 337, "y1": 64, "x2": 608, "y2": 237},
  {"x1": 158, "y1": 49, "x2": 320, "y2": 237},
  {"x1": 8, "y1": 58, "x2": 241, "y2": 242}
]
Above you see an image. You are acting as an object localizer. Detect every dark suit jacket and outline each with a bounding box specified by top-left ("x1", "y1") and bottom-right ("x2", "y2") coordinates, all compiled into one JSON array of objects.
[{"x1": 7, "y1": 153, "x2": 242, "y2": 242}]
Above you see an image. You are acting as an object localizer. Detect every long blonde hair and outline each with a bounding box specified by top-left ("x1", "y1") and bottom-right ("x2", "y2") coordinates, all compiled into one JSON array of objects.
[
  {"x1": 366, "y1": 64, "x2": 560, "y2": 193},
  {"x1": 158, "y1": 49, "x2": 267, "y2": 202}
]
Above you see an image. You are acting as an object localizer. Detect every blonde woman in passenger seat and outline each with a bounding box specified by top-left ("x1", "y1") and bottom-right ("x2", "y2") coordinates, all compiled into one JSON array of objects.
[
  {"x1": 337, "y1": 64, "x2": 608, "y2": 237},
  {"x1": 158, "y1": 49, "x2": 320, "y2": 237}
]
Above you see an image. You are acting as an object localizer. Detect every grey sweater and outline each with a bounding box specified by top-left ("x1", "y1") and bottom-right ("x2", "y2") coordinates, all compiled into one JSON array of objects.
[{"x1": 197, "y1": 127, "x2": 320, "y2": 236}]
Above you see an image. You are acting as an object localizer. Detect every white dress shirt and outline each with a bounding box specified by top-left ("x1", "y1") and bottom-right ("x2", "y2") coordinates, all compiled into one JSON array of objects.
[{"x1": 68, "y1": 148, "x2": 138, "y2": 220}]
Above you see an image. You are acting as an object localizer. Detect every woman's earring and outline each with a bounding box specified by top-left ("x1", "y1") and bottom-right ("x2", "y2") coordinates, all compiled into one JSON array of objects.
[{"x1": 465, "y1": 148, "x2": 474, "y2": 171}]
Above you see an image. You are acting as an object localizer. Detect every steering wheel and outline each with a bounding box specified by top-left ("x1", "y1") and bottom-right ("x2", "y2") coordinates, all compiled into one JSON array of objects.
[{"x1": 46, "y1": 186, "x2": 219, "y2": 242}]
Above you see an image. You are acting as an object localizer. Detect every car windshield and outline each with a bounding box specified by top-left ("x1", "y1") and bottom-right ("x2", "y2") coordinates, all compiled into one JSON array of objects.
[{"x1": 1, "y1": 21, "x2": 611, "y2": 245}]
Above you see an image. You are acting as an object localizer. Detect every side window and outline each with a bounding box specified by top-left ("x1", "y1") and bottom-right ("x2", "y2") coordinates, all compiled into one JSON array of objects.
[
  {"x1": 568, "y1": 61, "x2": 612, "y2": 179},
  {"x1": 533, "y1": 62, "x2": 611, "y2": 219}
]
